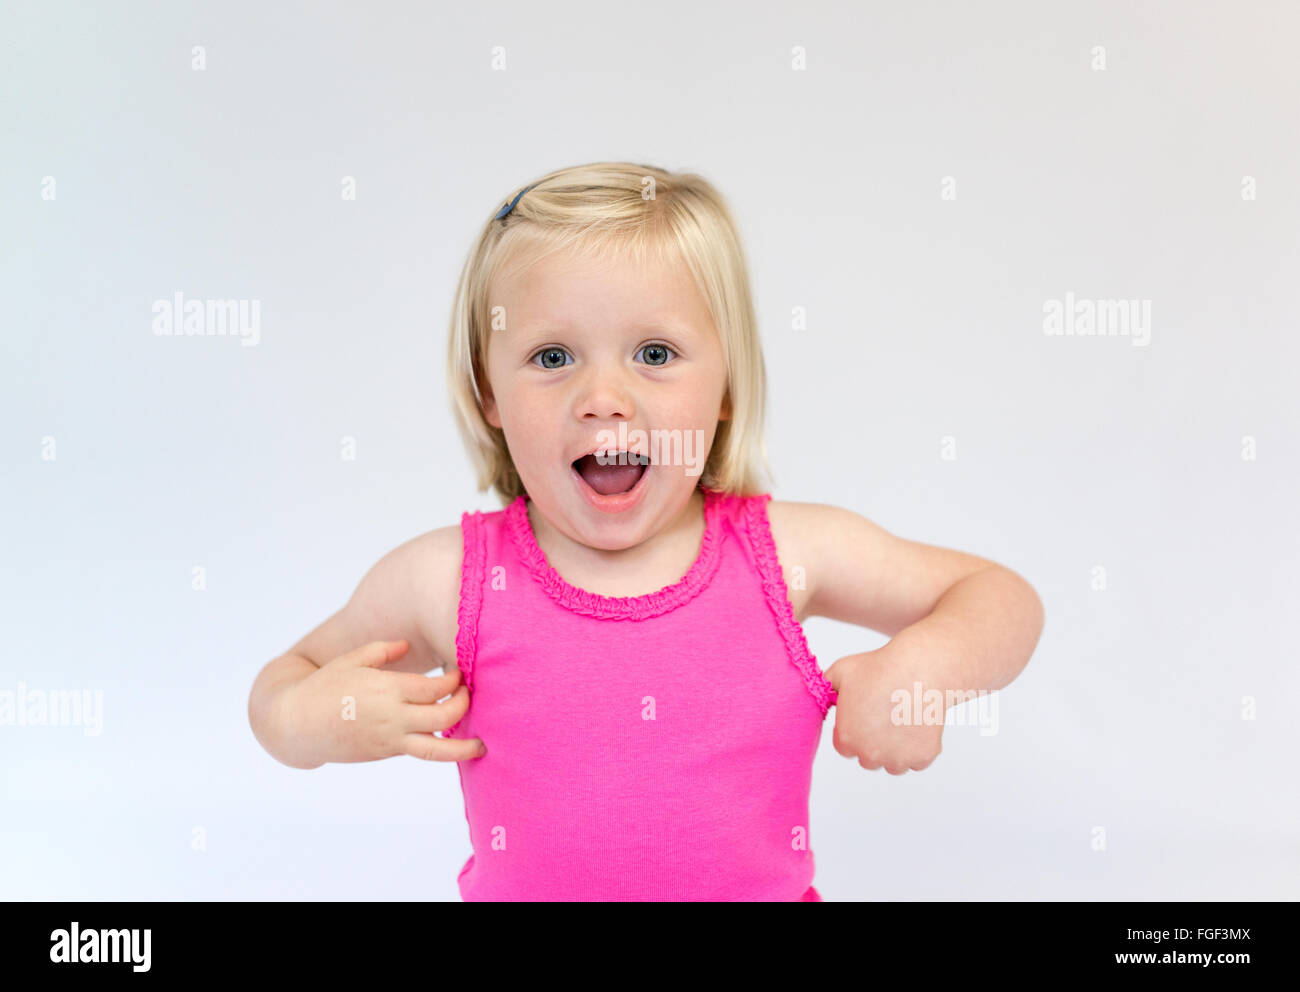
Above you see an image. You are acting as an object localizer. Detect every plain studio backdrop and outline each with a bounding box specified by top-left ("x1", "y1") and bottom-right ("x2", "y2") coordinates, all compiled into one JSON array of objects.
[{"x1": 2, "y1": 0, "x2": 1297, "y2": 901}]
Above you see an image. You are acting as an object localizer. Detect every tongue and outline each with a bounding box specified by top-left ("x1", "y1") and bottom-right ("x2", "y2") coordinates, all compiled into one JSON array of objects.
[{"x1": 575, "y1": 454, "x2": 644, "y2": 496}]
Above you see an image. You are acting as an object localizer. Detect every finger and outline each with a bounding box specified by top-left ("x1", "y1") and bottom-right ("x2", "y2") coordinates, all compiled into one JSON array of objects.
[
  {"x1": 341, "y1": 639, "x2": 411, "y2": 669},
  {"x1": 393, "y1": 666, "x2": 463, "y2": 703},
  {"x1": 402, "y1": 686, "x2": 471, "y2": 733},
  {"x1": 823, "y1": 660, "x2": 840, "y2": 692},
  {"x1": 832, "y1": 726, "x2": 859, "y2": 759},
  {"x1": 401, "y1": 732, "x2": 486, "y2": 762}
]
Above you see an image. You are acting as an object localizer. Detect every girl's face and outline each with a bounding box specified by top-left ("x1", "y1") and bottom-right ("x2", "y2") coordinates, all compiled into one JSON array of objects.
[{"x1": 481, "y1": 244, "x2": 731, "y2": 551}]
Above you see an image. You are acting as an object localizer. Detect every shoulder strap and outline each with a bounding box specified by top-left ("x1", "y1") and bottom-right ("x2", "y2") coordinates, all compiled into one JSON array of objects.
[
  {"x1": 455, "y1": 509, "x2": 487, "y2": 691},
  {"x1": 443, "y1": 509, "x2": 486, "y2": 740},
  {"x1": 740, "y1": 494, "x2": 838, "y2": 716}
]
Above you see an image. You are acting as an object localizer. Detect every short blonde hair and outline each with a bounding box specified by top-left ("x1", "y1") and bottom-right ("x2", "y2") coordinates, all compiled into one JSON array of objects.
[{"x1": 445, "y1": 161, "x2": 774, "y2": 507}]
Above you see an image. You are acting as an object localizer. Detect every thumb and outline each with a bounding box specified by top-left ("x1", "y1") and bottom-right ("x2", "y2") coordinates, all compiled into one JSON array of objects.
[
  {"x1": 823, "y1": 656, "x2": 844, "y2": 692},
  {"x1": 345, "y1": 639, "x2": 410, "y2": 669}
]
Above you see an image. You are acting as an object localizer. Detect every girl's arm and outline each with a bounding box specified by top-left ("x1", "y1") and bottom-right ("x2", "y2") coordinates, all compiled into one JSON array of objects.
[
  {"x1": 768, "y1": 499, "x2": 1042, "y2": 776},
  {"x1": 247, "y1": 524, "x2": 465, "y2": 766},
  {"x1": 769, "y1": 499, "x2": 1044, "y2": 692}
]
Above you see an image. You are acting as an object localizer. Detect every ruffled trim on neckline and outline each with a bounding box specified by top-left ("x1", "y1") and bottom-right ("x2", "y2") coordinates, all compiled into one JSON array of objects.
[
  {"x1": 506, "y1": 486, "x2": 726, "y2": 620},
  {"x1": 743, "y1": 493, "x2": 839, "y2": 717}
]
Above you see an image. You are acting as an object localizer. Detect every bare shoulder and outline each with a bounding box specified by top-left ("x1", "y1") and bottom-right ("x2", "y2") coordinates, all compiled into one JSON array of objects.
[
  {"x1": 411, "y1": 523, "x2": 466, "y2": 675},
  {"x1": 763, "y1": 499, "x2": 891, "y2": 623},
  {"x1": 285, "y1": 520, "x2": 468, "y2": 678}
]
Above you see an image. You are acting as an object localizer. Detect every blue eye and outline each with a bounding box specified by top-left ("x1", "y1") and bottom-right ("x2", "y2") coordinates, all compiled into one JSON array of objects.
[
  {"x1": 637, "y1": 343, "x2": 676, "y2": 366},
  {"x1": 530, "y1": 344, "x2": 677, "y2": 369},
  {"x1": 531, "y1": 347, "x2": 572, "y2": 369}
]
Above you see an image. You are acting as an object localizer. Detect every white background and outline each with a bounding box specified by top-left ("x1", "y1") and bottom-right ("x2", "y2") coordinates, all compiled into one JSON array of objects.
[{"x1": 3, "y1": 0, "x2": 1297, "y2": 900}]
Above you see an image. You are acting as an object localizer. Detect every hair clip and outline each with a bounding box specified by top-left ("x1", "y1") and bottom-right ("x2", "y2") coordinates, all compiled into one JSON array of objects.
[{"x1": 494, "y1": 184, "x2": 537, "y2": 221}]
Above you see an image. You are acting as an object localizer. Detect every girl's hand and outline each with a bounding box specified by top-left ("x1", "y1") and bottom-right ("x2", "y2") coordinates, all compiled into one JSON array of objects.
[
  {"x1": 823, "y1": 646, "x2": 943, "y2": 775},
  {"x1": 278, "y1": 640, "x2": 485, "y2": 766}
]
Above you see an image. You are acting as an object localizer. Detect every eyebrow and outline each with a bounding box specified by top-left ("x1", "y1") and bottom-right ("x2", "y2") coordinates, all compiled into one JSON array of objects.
[{"x1": 511, "y1": 320, "x2": 691, "y2": 339}]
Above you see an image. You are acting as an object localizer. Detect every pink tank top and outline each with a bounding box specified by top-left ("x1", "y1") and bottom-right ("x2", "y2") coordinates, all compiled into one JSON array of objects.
[{"x1": 443, "y1": 485, "x2": 838, "y2": 900}]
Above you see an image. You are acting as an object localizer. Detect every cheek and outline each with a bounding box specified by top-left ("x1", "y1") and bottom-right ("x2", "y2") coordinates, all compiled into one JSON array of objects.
[
  {"x1": 661, "y1": 382, "x2": 719, "y2": 426},
  {"x1": 500, "y1": 398, "x2": 550, "y2": 456},
  {"x1": 511, "y1": 393, "x2": 549, "y2": 427}
]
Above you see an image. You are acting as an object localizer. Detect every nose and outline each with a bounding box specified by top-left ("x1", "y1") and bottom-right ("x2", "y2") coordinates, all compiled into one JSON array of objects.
[{"x1": 574, "y1": 362, "x2": 636, "y2": 421}]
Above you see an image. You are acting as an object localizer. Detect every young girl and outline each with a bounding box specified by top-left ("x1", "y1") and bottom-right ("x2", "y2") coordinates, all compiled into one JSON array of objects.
[{"x1": 247, "y1": 161, "x2": 1044, "y2": 901}]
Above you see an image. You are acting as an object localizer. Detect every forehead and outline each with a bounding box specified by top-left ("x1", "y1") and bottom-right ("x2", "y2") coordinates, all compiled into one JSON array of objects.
[{"x1": 490, "y1": 241, "x2": 708, "y2": 332}]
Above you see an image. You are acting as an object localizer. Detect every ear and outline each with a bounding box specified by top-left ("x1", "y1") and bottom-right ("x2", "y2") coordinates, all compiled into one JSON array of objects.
[
  {"x1": 718, "y1": 391, "x2": 732, "y2": 421},
  {"x1": 481, "y1": 382, "x2": 502, "y2": 429}
]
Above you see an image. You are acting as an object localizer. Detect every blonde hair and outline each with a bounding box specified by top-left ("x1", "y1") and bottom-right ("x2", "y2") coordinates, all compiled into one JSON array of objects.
[{"x1": 445, "y1": 161, "x2": 774, "y2": 507}]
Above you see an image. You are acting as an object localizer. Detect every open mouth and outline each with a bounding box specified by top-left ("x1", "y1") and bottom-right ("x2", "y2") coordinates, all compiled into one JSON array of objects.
[{"x1": 571, "y1": 451, "x2": 649, "y2": 496}]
